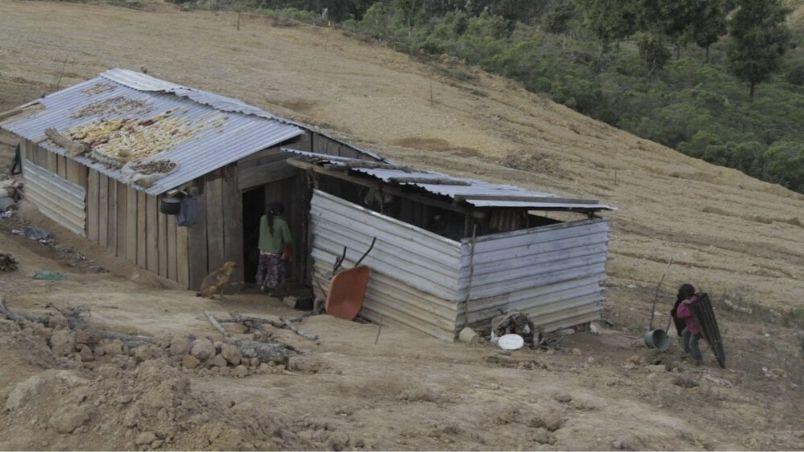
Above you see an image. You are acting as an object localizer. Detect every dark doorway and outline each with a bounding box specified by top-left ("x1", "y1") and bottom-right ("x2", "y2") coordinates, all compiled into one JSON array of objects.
[{"x1": 242, "y1": 186, "x2": 265, "y2": 283}]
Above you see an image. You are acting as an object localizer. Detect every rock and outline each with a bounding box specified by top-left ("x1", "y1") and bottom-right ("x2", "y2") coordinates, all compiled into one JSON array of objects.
[
  {"x1": 233, "y1": 365, "x2": 248, "y2": 378},
  {"x1": 612, "y1": 433, "x2": 643, "y2": 450},
  {"x1": 672, "y1": 375, "x2": 699, "y2": 388},
  {"x1": 558, "y1": 328, "x2": 575, "y2": 336},
  {"x1": 136, "y1": 431, "x2": 158, "y2": 446},
  {"x1": 169, "y1": 335, "x2": 192, "y2": 356},
  {"x1": 49, "y1": 404, "x2": 91, "y2": 434},
  {"x1": 213, "y1": 341, "x2": 223, "y2": 353},
  {"x1": 94, "y1": 339, "x2": 125, "y2": 357},
  {"x1": 258, "y1": 363, "x2": 271, "y2": 372},
  {"x1": 626, "y1": 354, "x2": 644, "y2": 365},
  {"x1": 589, "y1": 322, "x2": 601, "y2": 335},
  {"x1": 532, "y1": 428, "x2": 557, "y2": 445},
  {"x1": 225, "y1": 322, "x2": 248, "y2": 334},
  {"x1": 181, "y1": 354, "x2": 200, "y2": 369},
  {"x1": 458, "y1": 327, "x2": 480, "y2": 344},
  {"x1": 250, "y1": 357, "x2": 260, "y2": 367},
  {"x1": 528, "y1": 407, "x2": 564, "y2": 431},
  {"x1": 327, "y1": 431, "x2": 350, "y2": 451},
  {"x1": 190, "y1": 338, "x2": 215, "y2": 361},
  {"x1": 647, "y1": 364, "x2": 666, "y2": 373},
  {"x1": 50, "y1": 329, "x2": 75, "y2": 356},
  {"x1": 74, "y1": 329, "x2": 98, "y2": 346},
  {"x1": 78, "y1": 345, "x2": 94, "y2": 362},
  {"x1": 31, "y1": 322, "x2": 53, "y2": 341},
  {"x1": 0, "y1": 318, "x2": 19, "y2": 333},
  {"x1": 48, "y1": 313, "x2": 69, "y2": 330},
  {"x1": 570, "y1": 348, "x2": 582, "y2": 355},
  {"x1": 220, "y1": 343, "x2": 242, "y2": 366},
  {"x1": 207, "y1": 353, "x2": 227, "y2": 368},
  {"x1": 553, "y1": 392, "x2": 572, "y2": 403}
]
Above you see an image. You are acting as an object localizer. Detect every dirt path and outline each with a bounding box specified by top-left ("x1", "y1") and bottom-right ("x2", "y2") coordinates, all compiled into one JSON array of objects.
[{"x1": 0, "y1": 0, "x2": 802, "y2": 312}]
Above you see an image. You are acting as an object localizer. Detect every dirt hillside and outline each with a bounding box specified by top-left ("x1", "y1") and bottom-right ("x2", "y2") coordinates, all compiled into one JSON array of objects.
[
  {"x1": 1, "y1": 0, "x2": 802, "y2": 312},
  {"x1": 0, "y1": 2, "x2": 802, "y2": 450}
]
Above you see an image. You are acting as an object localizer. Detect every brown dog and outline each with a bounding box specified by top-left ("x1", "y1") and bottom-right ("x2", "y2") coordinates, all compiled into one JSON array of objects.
[{"x1": 196, "y1": 261, "x2": 236, "y2": 301}]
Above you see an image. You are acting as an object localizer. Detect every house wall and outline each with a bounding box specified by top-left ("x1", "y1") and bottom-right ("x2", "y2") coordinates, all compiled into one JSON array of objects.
[
  {"x1": 310, "y1": 190, "x2": 609, "y2": 341},
  {"x1": 310, "y1": 190, "x2": 465, "y2": 340},
  {"x1": 20, "y1": 139, "x2": 88, "y2": 236},
  {"x1": 462, "y1": 219, "x2": 609, "y2": 332}
]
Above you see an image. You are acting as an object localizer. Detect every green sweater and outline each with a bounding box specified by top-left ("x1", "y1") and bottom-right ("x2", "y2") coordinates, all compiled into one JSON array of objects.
[{"x1": 258, "y1": 215, "x2": 291, "y2": 253}]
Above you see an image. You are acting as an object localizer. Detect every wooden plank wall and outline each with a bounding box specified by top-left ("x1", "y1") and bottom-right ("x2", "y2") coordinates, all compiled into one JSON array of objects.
[
  {"x1": 80, "y1": 167, "x2": 187, "y2": 288},
  {"x1": 185, "y1": 165, "x2": 245, "y2": 290}
]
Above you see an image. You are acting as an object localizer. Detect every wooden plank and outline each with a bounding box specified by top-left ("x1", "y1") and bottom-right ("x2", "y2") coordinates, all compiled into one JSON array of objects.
[
  {"x1": 107, "y1": 180, "x2": 118, "y2": 255},
  {"x1": 97, "y1": 174, "x2": 109, "y2": 248},
  {"x1": 86, "y1": 170, "x2": 99, "y2": 242},
  {"x1": 146, "y1": 195, "x2": 159, "y2": 273},
  {"x1": 222, "y1": 165, "x2": 244, "y2": 283},
  {"x1": 46, "y1": 150, "x2": 58, "y2": 173},
  {"x1": 35, "y1": 147, "x2": 48, "y2": 167},
  {"x1": 137, "y1": 191, "x2": 147, "y2": 267},
  {"x1": 237, "y1": 160, "x2": 298, "y2": 190},
  {"x1": 117, "y1": 181, "x2": 127, "y2": 258},
  {"x1": 126, "y1": 186, "x2": 138, "y2": 263},
  {"x1": 187, "y1": 183, "x2": 208, "y2": 290},
  {"x1": 205, "y1": 173, "x2": 225, "y2": 273},
  {"x1": 57, "y1": 155, "x2": 67, "y2": 179},
  {"x1": 176, "y1": 220, "x2": 189, "y2": 289},
  {"x1": 167, "y1": 214, "x2": 178, "y2": 282},
  {"x1": 158, "y1": 203, "x2": 168, "y2": 278}
]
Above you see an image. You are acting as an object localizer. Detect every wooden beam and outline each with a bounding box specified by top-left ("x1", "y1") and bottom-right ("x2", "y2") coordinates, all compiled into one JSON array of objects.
[
  {"x1": 454, "y1": 194, "x2": 598, "y2": 204},
  {"x1": 86, "y1": 170, "x2": 99, "y2": 242},
  {"x1": 287, "y1": 158, "x2": 472, "y2": 215},
  {"x1": 146, "y1": 195, "x2": 159, "y2": 273},
  {"x1": 237, "y1": 160, "x2": 298, "y2": 190},
  {"x1": 387, "y1": 176, "x2": 470, "y2": 186},
  {"x1": 126, "y1": 186, "x2": 138, "y2": 263}
]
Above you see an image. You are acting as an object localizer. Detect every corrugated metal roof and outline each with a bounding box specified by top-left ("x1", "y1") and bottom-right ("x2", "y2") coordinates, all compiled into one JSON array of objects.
[
  {"x1": 0, "y1": 69, "x2": 385, "y2": 196},
  {"x1": 284, "y1": 148, "x2": 613, "y2": 211}
]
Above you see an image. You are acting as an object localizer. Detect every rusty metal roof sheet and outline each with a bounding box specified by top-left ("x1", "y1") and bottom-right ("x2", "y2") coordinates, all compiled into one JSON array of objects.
[{"x1": 283, "y1": 148, "x2": 613, "y2": 211}]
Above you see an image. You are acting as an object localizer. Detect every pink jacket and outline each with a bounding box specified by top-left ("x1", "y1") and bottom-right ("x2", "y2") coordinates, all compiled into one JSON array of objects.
[{"x1": 676, "y1": 300, "x2": 700, "y2": 335}]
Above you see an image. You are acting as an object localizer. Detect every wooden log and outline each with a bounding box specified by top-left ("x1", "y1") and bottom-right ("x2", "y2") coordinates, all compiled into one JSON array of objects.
[
  {"x1": 387, "y1": 176, "x2": 471, "y2": 186},
  {"x1": 176, "y1": 222, "x2": 189, "y2": 289}
]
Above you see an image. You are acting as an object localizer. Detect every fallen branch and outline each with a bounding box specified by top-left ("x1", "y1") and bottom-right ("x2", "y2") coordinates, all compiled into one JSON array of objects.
[
  {"x1": 223, "y1": 312, "x2": 319, "y2": 342},
  {"x1": 0, "y1": 296, "x2": 50, "y2": 324},
  {"x1": 205, "y1": 311, "x2": 294, "y2": 364},
  {"x1": 2, "y1": 296, "x2": 151, "y2": 348}
]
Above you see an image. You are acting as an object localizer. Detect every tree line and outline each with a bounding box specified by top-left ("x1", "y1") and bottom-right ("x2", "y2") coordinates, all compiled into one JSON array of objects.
[{"x1": 178, "y1": 0, "x2": 803, "y2": 193}]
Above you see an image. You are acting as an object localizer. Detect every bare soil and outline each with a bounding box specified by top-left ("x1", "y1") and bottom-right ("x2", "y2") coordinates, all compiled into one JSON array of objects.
[{"x1": 0, "y1": 1, "x2": 802, "y2": 450}]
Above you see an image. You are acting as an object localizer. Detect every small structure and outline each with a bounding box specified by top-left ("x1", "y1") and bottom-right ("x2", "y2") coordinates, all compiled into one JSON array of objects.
[{"x1": 1, "y1": 69, "x2": 612, "y2": 341}]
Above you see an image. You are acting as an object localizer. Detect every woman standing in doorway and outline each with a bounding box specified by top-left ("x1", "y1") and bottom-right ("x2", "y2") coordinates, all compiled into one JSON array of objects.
[{"x1": 256, "y1": 202, "x2": 292, "y2": 293}]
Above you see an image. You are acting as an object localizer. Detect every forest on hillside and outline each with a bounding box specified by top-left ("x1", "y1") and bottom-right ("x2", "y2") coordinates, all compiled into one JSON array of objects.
[{"x1": 176, "y1": 0, "x2": 804, "y2": 193}]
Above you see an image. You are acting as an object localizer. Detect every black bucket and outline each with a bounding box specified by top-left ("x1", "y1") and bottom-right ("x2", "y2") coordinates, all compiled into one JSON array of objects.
[{"x1": 160, "y1": 196, "x2": 181, "y2": 215}]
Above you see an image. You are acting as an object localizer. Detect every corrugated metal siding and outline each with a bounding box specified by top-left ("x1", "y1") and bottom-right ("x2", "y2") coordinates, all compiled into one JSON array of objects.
[
  {"x1": 311, "y1": 191, "x2": 609, "y2": 340},
  {"x1": 311, "y1": 190, "x2": 465, "y2": 301},
  {"x1": 463, "y1": 219, "x2": 608, "y2": 332},
  {"x1": 22, "y1": 159, "x2": 86, "y2": 236}
]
